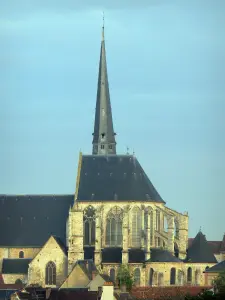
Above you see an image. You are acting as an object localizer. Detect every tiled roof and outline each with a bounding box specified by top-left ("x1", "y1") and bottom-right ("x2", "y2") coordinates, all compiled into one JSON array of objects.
[
  {"x1": 2, "y1": 259, "x2": 32, "y2": 274},
  {"x1": 186, "y1": 231, "x2": 217, "y2": 263},
  {"x1": 146, "y1": 248, "x2": 181, "y2": 263},
  {"x1": 204, "y1": 260, "x2": 225, "y2": 273},
  {"x1": 0, "y1": 195, "x2": 74, "y2": 247},
  {"x1": 76, "y1": 155, "x2": 165, "y2": 203}
]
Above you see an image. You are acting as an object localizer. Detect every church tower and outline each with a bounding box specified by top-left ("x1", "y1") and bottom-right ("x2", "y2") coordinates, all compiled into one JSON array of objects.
[{"x1": 92, "y1": 24, "x2": 116, "y2": 155}]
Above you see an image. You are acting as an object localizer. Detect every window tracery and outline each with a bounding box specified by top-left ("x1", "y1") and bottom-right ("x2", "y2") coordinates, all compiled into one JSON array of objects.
[
  {"x1": 45, "y1": 261, "x2": 56, "y2": 285},
  {"x1": 106, "y1": 206, "x2": 123, "y2": 246},
  {"x1": 131, "y1": 207, "x2": 142, "y2": 247},
  {"x1": 84, "y1": 206, "x2": 96, "y2": 246}
]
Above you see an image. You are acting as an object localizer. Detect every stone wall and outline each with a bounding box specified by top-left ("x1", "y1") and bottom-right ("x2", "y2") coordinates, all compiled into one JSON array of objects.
[
  {"x1": 28, "y1": 236, "x2": 67, "y2": 288},
  {"x1": 2, "y1": 273, "x2": 27, "y2": 284}
]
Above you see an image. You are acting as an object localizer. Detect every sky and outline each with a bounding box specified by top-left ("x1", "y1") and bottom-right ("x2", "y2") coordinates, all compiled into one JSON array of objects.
[{"x1": 0, "y1": 0, "x2": 225, "y2": 241}]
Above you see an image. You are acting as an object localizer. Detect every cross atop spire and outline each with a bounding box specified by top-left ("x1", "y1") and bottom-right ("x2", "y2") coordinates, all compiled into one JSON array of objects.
[{"x1": 92, "y1": 20, "x2": 117, "y2": 155}]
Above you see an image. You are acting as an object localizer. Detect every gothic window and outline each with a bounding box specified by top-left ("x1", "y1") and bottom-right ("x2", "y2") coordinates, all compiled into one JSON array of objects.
[
  {"x1": 131, "y1": 207, "x2": 142, "y2": 247},
  {"x1": 109, "y1": 268, "x2": 115, "y2": 282},
  {"x1": 84, "y1": 206, "x2": 96, "y2": 246},
  {"x1": 101, "y1": 144, "x2": 104, "y2": 149},
  {"x1": 156, "y1": 210, "x2": 160, "y2": 231},
  {"x1": 45, "y1": 261, "x2": 56, "y2": 285},
  {"x1": 19, "y1": 251, "x2": 24, "y2": 258},
  {"x1": 106, "y1": 207, "x2": 123, "y2": 247},
  {"x1": 170, "y1": 268, "x2": 176, "y2": 285},
  {"x1": 149, "y1": 268, "x2": 154, "y2": 286},
  {"x1": 133, "y1": 268, "x2": 140, "y2": 286},
  {"x1": 187, "y1": 267, "x2": 192, "y2": 283}
]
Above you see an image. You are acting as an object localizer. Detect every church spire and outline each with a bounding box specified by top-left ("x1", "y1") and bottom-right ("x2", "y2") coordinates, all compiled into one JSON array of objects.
[{"x1": 92, "y1": 20, "x2": 116, "y2": 155}]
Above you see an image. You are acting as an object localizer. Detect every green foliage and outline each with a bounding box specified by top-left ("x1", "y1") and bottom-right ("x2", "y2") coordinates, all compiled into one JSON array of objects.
[
  {"x1": 116, "y1": 264, "x2": 133, "y2": 291},
  {"x1": 213, "y1": 271, "x2": 225, "y2": 294}
]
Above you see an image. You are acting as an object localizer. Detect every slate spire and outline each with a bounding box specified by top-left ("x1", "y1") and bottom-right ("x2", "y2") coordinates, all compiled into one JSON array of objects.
[{"x1": 92, "y1": 22, "x2": 116, "y2": 155}]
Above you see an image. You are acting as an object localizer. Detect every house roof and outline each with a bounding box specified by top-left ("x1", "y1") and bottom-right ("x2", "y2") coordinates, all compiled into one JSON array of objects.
[
  {"x1": 0, "y1": 195, "x2": 74, "y2": 247},
  {"x1": 2, "y1": 258, "x2": 32, "y2": 274},
  {"x1": 186, "y1": 231, "x2": 217, "y2": 263},
  {"x1": 204, "y1": 260, "x2": 225, "y2": 273},
  {"x1": 76, "y1": 155, "x2": 164, "y2": 203},
  {"x1": 49, "y1": 290, "x2": 99, "y2": 300},
  {"x1": 146, "y1": 248, "x2": 181, "y2": 263},
  {"x1": 188, "y1": 234, "x2": 225, "y2": 254}
]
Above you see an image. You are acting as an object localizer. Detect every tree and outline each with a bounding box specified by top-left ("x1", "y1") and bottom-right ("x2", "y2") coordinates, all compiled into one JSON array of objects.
[
  {"x1": 212, "y1": 271, "x2": 225, "y2": 295},
  {"x1": 116, "y1": 264, "x2": 133, "y2": 291}
]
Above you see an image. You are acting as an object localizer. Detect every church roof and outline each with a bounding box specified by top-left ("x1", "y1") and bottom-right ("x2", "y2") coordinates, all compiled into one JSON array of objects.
[
  {"x1": 0, "y1": 195, "x2": 74, "y2": 247},
  {"x1": 204, "y1": 260, "x2": 225, "y2": 273},
  {"x1": 146, "y1": 248, "x2": 181, "y2": 263},
  {"x1": 76, "y1": 155, "x2": 164, "y2": 203},
  {"x1": 186, "y1": 231, "x2": 217, "y2": 263},
  {"x1": 2, "y1": 258, "x2": 32, "y2": 274}
]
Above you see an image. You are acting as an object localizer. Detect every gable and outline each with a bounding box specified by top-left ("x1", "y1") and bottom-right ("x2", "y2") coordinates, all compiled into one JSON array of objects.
[
  {"x1": 60, "y1": 263, "x2": 90, "y2": 289},
  {"x1": 30, "y1": 236, "x2": 67, "y2": 267}
]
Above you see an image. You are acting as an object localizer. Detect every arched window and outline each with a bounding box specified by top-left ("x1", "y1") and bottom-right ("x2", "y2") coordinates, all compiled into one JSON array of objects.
[
  {"x1": 84, "y1": 206, "x2": 96, "y2": 246},
  {"x1": 156, "y1": 210, "x2": 160, "y2": 231},
  {"x1": 45, "y1": 261, "x2": 56, "y2": 285},
  {"x1": 133, "y1": 268, "x2": 140, "y2": 286},
  {"x1": 109, "y1": 268, "x2": 115, "y2": 282},
  {"x1": 19, "y1": 251, "x2": 24, "y2": 258},
  {"x1": 170, "y1": 268, "x2": 176, "y2": 285},
  {"x1": 195, "y1": 269, "x2": 200, "y2": 285},
  {"x1": 149, "y1": 268, "x2": 154, "y2": 286},
  {"x1": 187, "y1": 267, "x2": 192, "y2": 283},
  {"x1": 131, "y1": 207, "x2": 142, "y2": 247},
  {"x1": 106, "y1": 207, "x2": 123, "y2": 247},
  {"x1": 15, "y1": 279, "x2": 23, "y2": 285},
  {"x1": 158, "y1": 273, "x2": 164, "y2": 286}
]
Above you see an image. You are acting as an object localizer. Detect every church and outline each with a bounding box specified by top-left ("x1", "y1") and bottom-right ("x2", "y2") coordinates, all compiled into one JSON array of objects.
[{"x1": 0, "y1": 25, "x2": 222, "y2": 289}]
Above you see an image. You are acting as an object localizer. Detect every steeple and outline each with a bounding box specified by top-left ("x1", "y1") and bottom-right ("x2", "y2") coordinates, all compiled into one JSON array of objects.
[{"x1": 92, "y1": 20, "x2": 116, "y2": 155}]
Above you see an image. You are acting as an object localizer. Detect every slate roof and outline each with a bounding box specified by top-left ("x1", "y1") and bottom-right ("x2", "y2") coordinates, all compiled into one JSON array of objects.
[
  {"x1": 129, "y1": 249, "x2": 145, "y2": 263},
  {"x1": 0, "y1": 195, "x2": 74, "y2": 247},
  {"x1": 76, "y1": 155, "x2": 164, "y2": 203},
  {"x1": 49, "y1": 290, "x2": 99, "y2": 300},
  {"x1": 188, "y1": 234, "x2": 225, "y2": 254},
  {"x1": 2, "y1": 259, "x2": 32, "y2": 274},
  {"x1": 186, "y1": 231, "x2": 217, "y2": 263},
  {"x1": 102, "y1": 248, "x2": 122, "y2": 263},
  {"x1": 146, "y1": 248, "x2": 181, "y2": 263},
  {"x1": 204, "y1": 260, "x2": 225, "y2": 273}
]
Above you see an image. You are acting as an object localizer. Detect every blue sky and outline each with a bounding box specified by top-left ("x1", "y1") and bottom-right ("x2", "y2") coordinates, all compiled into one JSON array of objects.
[{"x1": 0, "y1": 0, "x2": 225, "y2": 241}]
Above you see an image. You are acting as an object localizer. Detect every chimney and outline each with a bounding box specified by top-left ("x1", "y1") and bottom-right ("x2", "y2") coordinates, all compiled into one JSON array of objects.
[
  {"x1": 92, "y1": 270, "x2": 98, "y2": 280},
  {"x1": 101, "y1": 282, "x2": 114, "y2": 300}
]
